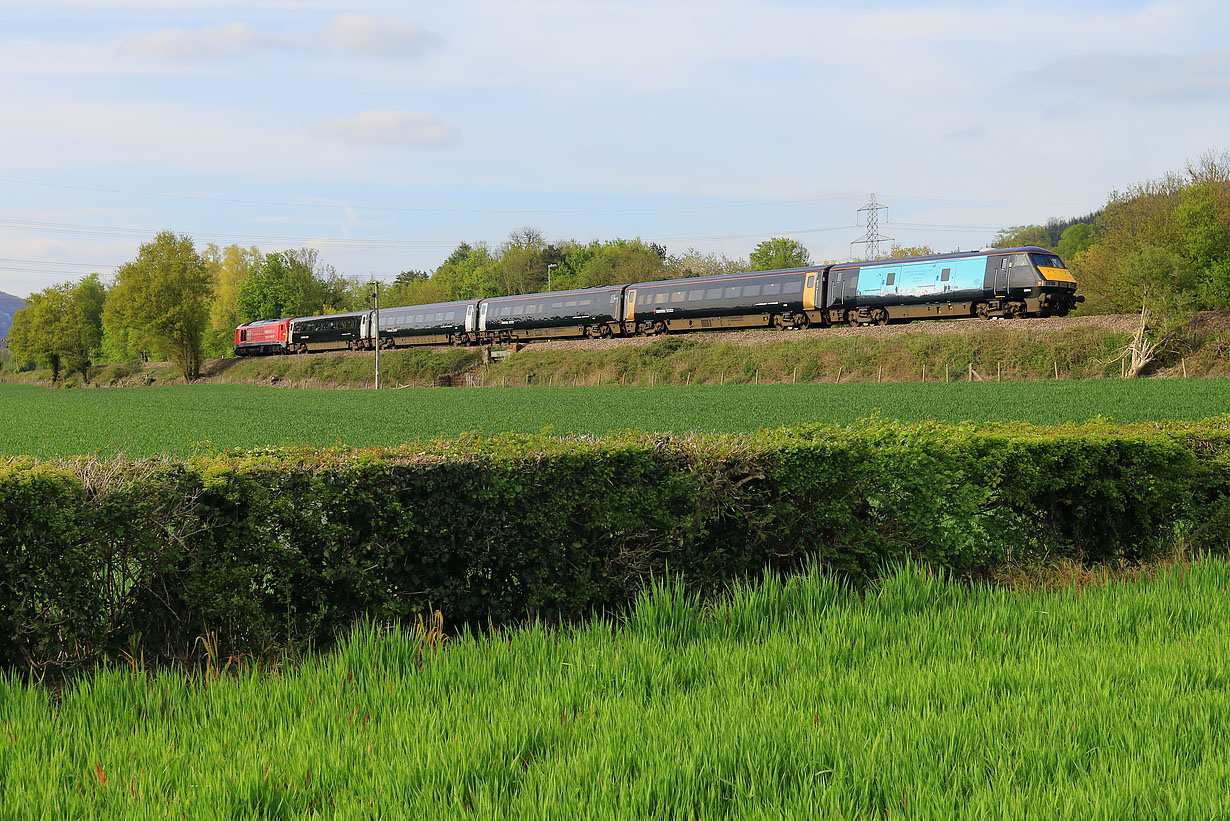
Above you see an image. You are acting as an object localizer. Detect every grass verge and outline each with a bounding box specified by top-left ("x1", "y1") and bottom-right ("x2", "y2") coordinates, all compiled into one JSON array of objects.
[{"x1": 2, "y1": 559, "x2": 1229, "y2": 818}]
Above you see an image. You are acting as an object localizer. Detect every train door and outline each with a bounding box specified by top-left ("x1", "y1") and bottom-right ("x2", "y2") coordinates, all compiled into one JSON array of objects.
[
  {"x1": 994, "y1": 257, "x2": 1010, "y2": 295},
  {"x1": 478, "y1": 302, "x2": 489, "y2": 331},
  {"x1": 465, "y1": 304, "x2": 476, "y2": 333},
  {"x1": 627, "y1": 289, "x2": 637, "y2": 321},
  {"x1": 803, "y1": 273, "x2": 817, "y2": 311}
]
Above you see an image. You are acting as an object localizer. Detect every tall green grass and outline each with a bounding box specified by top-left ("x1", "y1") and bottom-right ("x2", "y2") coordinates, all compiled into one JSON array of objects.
[
  {"x1": 3, "y1": 560, "x2": 1230, "y2": 818},
  {"x1": 2, "y1": 379, "x2": 1229, "y2": 458}
]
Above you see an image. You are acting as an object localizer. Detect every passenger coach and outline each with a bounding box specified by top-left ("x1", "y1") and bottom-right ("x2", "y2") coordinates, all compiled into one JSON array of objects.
[
  {"x1": 477, "y1": 286, "x2": 624, "y2": 343},
  {"x1": 287, "y1": 311, "x2": 366, "y2": 353},
  {"x1": 623, "y1": 266, "x2": 825, "y2": 334},
  {"x1": 360, "y1": 300, "x2": 478, "y2": 349}
]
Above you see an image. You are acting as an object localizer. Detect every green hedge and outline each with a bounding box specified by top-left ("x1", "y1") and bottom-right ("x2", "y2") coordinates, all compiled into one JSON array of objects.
[{"x1": 2, "y1": 420, "x2": 1228, "y2": 672}]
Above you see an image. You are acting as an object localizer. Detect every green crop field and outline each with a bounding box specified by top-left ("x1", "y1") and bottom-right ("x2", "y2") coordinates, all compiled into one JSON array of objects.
[
  {"x1": 3, "y1": 561, "x2": 1229, "y2": 818},
  {"x1": 1, "y1": 379, "x2": 1228, "y2": 458}
]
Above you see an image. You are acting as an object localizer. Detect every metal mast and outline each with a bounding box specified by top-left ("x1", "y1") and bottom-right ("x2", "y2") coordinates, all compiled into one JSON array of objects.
[
  {"x1": 851, "y1": 194, "x2": 892, "y2": 260},
  {"x1": 370, "y1": 280, "x2": 381, "y2": 390}
]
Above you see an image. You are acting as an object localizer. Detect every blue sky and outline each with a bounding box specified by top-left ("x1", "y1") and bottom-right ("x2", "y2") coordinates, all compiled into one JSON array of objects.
[{"x1": 2, "y1": 0, "x2": 1228, "y2": 297}]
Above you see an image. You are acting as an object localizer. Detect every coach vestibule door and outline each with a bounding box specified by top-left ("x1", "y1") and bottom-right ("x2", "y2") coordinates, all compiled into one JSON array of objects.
[{"x1": 994, "y1": 257, "x2": 1010, "y2": 295}]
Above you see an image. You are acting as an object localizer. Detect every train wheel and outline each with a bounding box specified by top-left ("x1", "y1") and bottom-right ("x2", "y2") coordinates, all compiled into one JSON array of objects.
[
  {"x1": 795, "y1": 314, "x2": 811, "y2": 330},
  {"x1": 653, "y1": 320, "x2": 668, "y2": 335},
  {"x1": 871, "y1": 308, "x2": 889, "y2": 326},
  {"x1": 599, "y1": 325, "x2": 613, "y2": 339},
  {"x1": 976, "y1": 303, "x2": 991, "y2": 320},
  {"x1": 847, "y1": 313, "x2": 861, "y2": 327}
]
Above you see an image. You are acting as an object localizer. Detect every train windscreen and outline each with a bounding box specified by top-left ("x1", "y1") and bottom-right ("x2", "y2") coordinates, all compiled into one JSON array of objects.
[{"x1": 1030, "y1": 253, "x2": 1066, "y2": 269}]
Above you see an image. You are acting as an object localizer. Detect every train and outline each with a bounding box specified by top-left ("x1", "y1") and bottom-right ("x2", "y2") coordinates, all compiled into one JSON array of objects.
[{"x1": 233, "y1": 246, "x2": 1083, "y2": 356}]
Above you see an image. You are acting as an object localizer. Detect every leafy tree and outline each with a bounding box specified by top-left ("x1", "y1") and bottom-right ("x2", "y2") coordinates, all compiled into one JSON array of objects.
[
  {"x1": 7, "y1": 292, "x2": 60, "y2": 380},
  {"x1": 1175, "y1": 181, "x2": 1230, "y2": 308},
  {"x1": 749, "y1": 237, "x2": 811, "y2": 270},
  {"x1": 203, "y1": 244, "x2": 261, "y2": 357},
  {"x1": 991, "y1": 225, "x2": 1052, "y2": 249},
  {"x1": 1071, "y1": 171, "x2": 1188, "y2": 314},
  {"x1": 1056, "y1": 224, "x2": 1096, "y2": 260},
  {"x1": 384, "y1": 271, "x2": 448, "y2": 308},
  {"x1": 887, "y1": 244, "x2": 936, "y2": 259},
  {"x1": 9, "y1": 278, "x2": 104, "y2": 383},
  {"x1": 104, "y1": 231, "x2": 212, "y2": 380},
  {"x1": 236, "y1": 249, "x2": 343, "y2": 322},
  {"x1": 431, "y1": 243, "x2": 502, "y2": 300},
  {"x1": 394, "y1": 270, "x2": 430, "y2": 287},
  {"x1": 668, "y1": 248, "x2": 747, "y2": 278}
]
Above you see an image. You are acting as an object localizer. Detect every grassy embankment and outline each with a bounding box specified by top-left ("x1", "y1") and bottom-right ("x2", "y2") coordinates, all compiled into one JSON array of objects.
[
  {"x1": 5, "y1": 318, "x2": 1228, "y2": 389},
  {"x1": 2, "y1": 559, "x2": 1228, "y2": 817},
  {"x1": 2, "y1": 379, "x2": 1229, "y2": 458}
]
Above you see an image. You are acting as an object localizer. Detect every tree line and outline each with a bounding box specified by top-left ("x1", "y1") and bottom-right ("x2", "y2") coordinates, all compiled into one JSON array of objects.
[
  {"x1": 4, "y1": 232, "x2": 810, "y2": 382},
  {"x1": 7, "y1": 149, "x2": 1229, "y2": 383},
  {"x1": 991, "y1": 149, "x2": 1230, "y2": 327}
]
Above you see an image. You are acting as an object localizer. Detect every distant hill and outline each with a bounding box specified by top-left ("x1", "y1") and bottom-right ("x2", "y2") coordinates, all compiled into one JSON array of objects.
[{"x1": 0, "y1": 291, "x2": 25, "y2": 346}]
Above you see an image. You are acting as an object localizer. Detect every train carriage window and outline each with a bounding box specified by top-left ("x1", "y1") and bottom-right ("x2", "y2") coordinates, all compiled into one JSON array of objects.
[
  {"x1": 886, "y1": 273, "x2": 896, "y2": 286},
  {"x1": 551, "y1": 300, "x2": 564, "y2": 309},
  {"x1": 655, "y1": 292, "x2": 670, "y2": 305},
  {"x1": 706, "y1": 288, "x2": 722, "y2": 300},
  {"x1": 725, "y1": 285, "x2": 741, "y2": 299},
  {"x1": 687, "y1": 289, "x2": 705, "y2": 302},
  {"x1": 763, "y1": 282, "x2": 781, "y2": 296},
  {"x1": 784, "y1": 280, "x2": 803, "y2": 294},
  {"x1": 565, "y1": 299, "x2": 577, "y2": 308},
  {"x1": 435, "y1": 312, "x2": 444, "y2": 322},
  {"x1": 671, "y1": 291, "x2": 686, "y2": 303},
  {"x1": 941, "y1": 269, "x2": 951, "y2": 282},
  {"x1": 804, "y1": 275, "x2": 815, "y2": 290},
  {"x1": 743, "y1": 284, "x2": 761, "y2": 297},
  {"x1": 446, "y1": 310, "x2": 456, "y2": 320}
]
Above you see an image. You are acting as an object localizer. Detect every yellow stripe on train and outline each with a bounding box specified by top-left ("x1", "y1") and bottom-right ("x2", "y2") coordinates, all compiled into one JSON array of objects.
[{"x1": 1038, "y1": 266, "x2": 1076, "y2": 284}]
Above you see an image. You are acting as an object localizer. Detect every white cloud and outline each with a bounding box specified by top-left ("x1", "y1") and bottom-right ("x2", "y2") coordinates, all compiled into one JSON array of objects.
[
  {"x1": 1024, "y1": 50, "x2": 1230, "y2": 103},
  {"x1": 122, "y1": 13, "x2": 440, "y2": 62},
  {"x1": 123, "y1": 22, "x2": 267, "y2": 61},
  {"x1": 316, "y1": 14, "x2": 440, "y2": 59},
  {"x1": 314, "y1": 111, "x2": 457, "y2": 148}
]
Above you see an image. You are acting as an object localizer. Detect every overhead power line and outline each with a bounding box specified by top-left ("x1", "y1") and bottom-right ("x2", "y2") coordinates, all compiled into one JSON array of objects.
[{"x1": 0, "y1": 177, "x2": 861, "y2": 215}]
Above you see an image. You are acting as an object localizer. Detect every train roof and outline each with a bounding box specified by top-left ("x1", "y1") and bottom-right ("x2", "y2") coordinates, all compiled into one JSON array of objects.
[
  {"x1": 289, "y1": 310, "x2": 369, "y2": 322},
  {"x1": 479, "y1": 285, "x2": 623, "y2": 303},
  {"x1": 237, "y1": 317, "x2": 291, "y2": 328},
  {"x1": 626, "y1": 265, "x2": 828, "y2": 291},
  {"x1": 382, "y1": 299, "x2": 477, "y2": 313},
  {"x1": 831, "y1": 246, "x2": 1059, "y2": 270}
]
